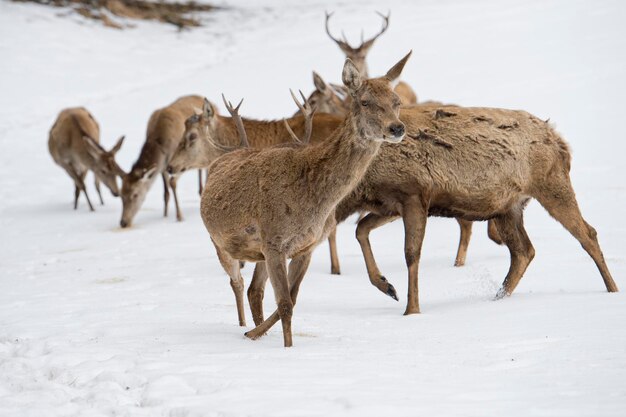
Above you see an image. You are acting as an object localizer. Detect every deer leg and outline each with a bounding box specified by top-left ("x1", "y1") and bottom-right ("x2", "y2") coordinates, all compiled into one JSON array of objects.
[
  {"x1": 245, "y1": 252, "x2": 312, "y2": 343},
  {"x1": 212, "y1": 240, "x2": 246, "y2": 326},
  {"x1": 198, "y1": 169, "x2": 203, "y2": 196},
  {"x1": 534, "y1": 177, "x2": 618, "y2": 293},
  {"x1": 454, "y1": 218, "x2": 473, "y2": 267},
  {"x1": 67, "y1": 164, "x2": 94, "y2": 211},
  {"x1": 245, "y1": 249, "x2": 292, "y2": 346},
  {"x1": 94, "y1": 176, "x2": 104, "y2": 205},
  {"x1": 161, "y1": 173, "x2": 170, "y2": 217},
  {"x1": 355, "y1": 213, "x2": 401, "y2": 300},
  {"x1": 328, "y1": 227, "x2": 341, "y2": 275},
  {"x1": 73, "y1": 186, "x2": 80, "y2": 210},
  {"x1": 487, "y1": 219, "x2": 504, "y2": 245},
  {"x1": 492, "y1": 206, "x2": 535, "y2": 299},
  {"x1": 169, "y1": 175, "x2": 184, "y2": 222},
  {"x1": 402, "y1": 196, "x2": 428, "y2": 315},
  {"x1": 248, "y1": 262, "x2": 269, "y2": 326}
]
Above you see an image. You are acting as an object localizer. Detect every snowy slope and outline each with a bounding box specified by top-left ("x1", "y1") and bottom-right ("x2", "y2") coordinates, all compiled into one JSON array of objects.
[{"x1": 1, "y1": 0, "x2": 625, "y2": 416}]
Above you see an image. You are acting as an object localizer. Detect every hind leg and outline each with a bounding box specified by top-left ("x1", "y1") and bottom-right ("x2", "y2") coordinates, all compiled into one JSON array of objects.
[
  {"x1": 212, "y1": 239, "x2": 246, "y2": 326},
  {"x1": 493, "y1": 205, "x2": 536, "y2": 299},
  {"x1": 535, "y1": 177, "x2": 618, "y2": 293},
  {"x1": 248, "y1": 262, "x2": 269, "y2": 326},
  {"x1": 454, "y1": 219, "x2": 473, "y2": 267},
  {"x1": 66, "y1": 164, "x2": 94, "y2": 211}
]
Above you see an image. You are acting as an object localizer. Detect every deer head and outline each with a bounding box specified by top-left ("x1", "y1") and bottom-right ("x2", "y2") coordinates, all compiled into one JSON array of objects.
[
  {"x1": 167, "y1": 97, "x2": 245, "y2": 177},
  {"x1": 325, "y1": 11, "x2": 390, "y2": 77},
  {"x1": 83, "y1": 135, "x2": 126, "y2": 196},
  {"x1": 119, "y1": 165, "x2": 158, "y2": 228},
  {"x1": 344, "y1": 50, "x2": 411, "y2": 143},
  {"x1": 301, "y1": 71, "x2": 350, "y2": 117}
]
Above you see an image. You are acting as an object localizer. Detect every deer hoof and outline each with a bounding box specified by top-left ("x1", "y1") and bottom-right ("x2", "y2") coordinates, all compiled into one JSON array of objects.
[
  {"x1": 494, "y1": 288, "x2": 509, "y2": 300},
  {"x1": 385, "y1": 280, "x2": 399, "y2": 301}
]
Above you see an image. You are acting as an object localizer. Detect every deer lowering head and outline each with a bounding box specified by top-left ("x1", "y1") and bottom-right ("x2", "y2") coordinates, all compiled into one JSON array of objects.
[
  {"x1": 325, "y1": 11, "x2": 390, "y2": 78},
  {"x1": 82, "y1": 134, "x2": 126, "y2": 196},
  {"x1": 120, "y1": 165, "x2": 158, "y2": 227}
]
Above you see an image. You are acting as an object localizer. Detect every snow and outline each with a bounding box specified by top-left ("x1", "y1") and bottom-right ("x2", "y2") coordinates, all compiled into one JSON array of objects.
[{"x1": 1, "y1": 0, "x2": 625, "y2": 416}]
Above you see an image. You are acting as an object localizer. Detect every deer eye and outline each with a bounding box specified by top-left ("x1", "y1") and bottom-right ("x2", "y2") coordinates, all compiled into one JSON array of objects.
[{"x1": 361, "y1": 100, "x2": 369, "y2": 107}]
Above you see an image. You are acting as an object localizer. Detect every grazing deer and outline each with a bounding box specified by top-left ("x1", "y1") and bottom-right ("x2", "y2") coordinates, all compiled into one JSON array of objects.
[
  {"x1": 330, "y1": 104, "x2": 618, "y2": 314},
  {"x1": 119, "y1": 95, "x2": 204, "y2": 228},
  {"x1": 200, "y1": 53, "x2": 411, "y2": 347},
  {"x1": 48, "y1": 107, "x2": 125, "y2": 211},
  {"x1": 325, "y1": 11, "x2": 417, "y2": 105}
]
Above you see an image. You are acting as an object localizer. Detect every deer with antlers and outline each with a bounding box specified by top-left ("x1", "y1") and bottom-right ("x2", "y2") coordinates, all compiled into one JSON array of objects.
[
  {"x1": 48, "y1": 107, "x2": 125, "y2": 211},
  {"x1": 200, "y1": 53, "x2": 411, "y2": 346},
  {"x1": 325, "y1": 11, "x2": 417, "y2": 106}
]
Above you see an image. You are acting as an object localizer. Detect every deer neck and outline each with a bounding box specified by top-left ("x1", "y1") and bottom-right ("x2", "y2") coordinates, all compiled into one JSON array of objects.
[{"x1": 306, "y1": 114, "x2": 381, "y2": 207}]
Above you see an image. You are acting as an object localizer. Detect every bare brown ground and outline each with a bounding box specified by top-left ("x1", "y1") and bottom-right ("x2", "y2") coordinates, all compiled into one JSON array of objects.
[{"x1": 12, "y1": 0, "x2": 217, "y2": 29}]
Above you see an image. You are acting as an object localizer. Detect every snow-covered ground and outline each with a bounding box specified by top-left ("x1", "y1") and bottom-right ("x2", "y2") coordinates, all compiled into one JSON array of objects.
[{"x1": 1, "y1": 0, "x2": 625, "y2": 415}]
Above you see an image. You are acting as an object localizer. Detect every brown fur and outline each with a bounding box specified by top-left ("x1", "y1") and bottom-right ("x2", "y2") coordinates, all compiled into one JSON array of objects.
[
  {"x1": 200, "y1": 53, "x2": 411, "y2": 346},
  {"x1": 48, "y1": 107, "x2": 125, "y2": 211},
  {"x1": 333, "y1": 104, "x2": 618, "y2": 314},
  {"x1": 167, "y1": 109, "x2": 342, "y2": 174},
  {"x1": 120, "y1": 95, "x2": 204, "y2": 228}
]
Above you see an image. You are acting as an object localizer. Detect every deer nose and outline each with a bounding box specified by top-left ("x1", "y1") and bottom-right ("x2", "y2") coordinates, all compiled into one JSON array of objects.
[
  {"x1": 120, "y1": 219, "x2": 128, "y2": 228},
  {"x1": 167, "y1": 165, "x2": 173, "y2": 174},
  {"x1": 389, "y1": 123, "x2": 405, "y2": 138}
]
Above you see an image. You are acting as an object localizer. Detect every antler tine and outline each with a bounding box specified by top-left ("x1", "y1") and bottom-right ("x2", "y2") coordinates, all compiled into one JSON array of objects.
[
  {"x1": 361, "y1": 11, "x2": 390, "y2": 47},
  {"x1": 325, "y1": 10, "x2": 350, "y2": 49},
  {"x1": 285, "y1": 89, "x2": 315, "y2": 144},
  {"x1": 221, "y1": 93, "x2": 249, "y2": 149},
  {"x1": 283, "y1": 119, "x2": 302, "y2": 144}
]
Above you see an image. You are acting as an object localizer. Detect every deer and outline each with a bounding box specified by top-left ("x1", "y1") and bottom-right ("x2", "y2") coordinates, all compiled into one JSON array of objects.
[
  {"x1": 325, "y1": 11, "x2": 417, "y2": 106},
  {"x1": 48, "y1": 107, "x2": 125, "y2": 211},
  {"x1": 304, "y1": 69, "x2": 504, "y2": 276},
  {"x1": 325, "y1": 104, "x2": 618, "y2": 315},
  {"x1": 119, "y1": 95, "x2": 205, "y2": 228},
  {"x1": 199, "y1": 52, "x2": 412, "y2": 347},
  {"x1": 167, "y1": 95, "x2": 342, "y2": 176}
]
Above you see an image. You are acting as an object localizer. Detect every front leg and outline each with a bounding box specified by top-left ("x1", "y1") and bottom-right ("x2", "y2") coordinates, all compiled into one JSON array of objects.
[
  {"x1": 355, "y1": 213, "x2": 401, "y2": 300},
  {"x1": 328, "y1": 227, "x2": 341, "y2": 275},
  {"x1": 161, "y1": 173, "x2": 170, "y2": 217},
  {"x1": 402, "y1": 196, "x2": 428, "y2": 315},
  {"x1": 169, "y1": 175, "x2": 184, "y2": 222}
]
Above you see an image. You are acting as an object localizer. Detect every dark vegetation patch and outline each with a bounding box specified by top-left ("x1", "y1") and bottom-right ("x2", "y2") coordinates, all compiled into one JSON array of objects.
[{"x1": 13, "y1": 0, "x2": 218, "y2": 30}]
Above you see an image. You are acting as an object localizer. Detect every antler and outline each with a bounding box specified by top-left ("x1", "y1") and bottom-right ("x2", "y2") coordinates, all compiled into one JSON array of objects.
[
  {"x1": 325, "y1": 11, "x2": 390, "y2": 50},
  {"x1": 222, "y1": 94, "x2": 249, "y2": 148},
  {"x1": 283, "y1": 89, "x2": 315, "y2": 144},
  {"x1": 325, "y1": 11, "x2": 351, "y2": 50},
  {"x1": 362, "y1": 11, "x2": 390, "y2": 48}
]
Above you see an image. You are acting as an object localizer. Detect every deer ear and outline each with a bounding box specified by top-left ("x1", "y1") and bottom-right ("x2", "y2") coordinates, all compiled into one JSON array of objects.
[
  {"x1": 385, "y1": 50, "x2": 412, "y2": 83},
  {"x1": 141, "y1": 165, "x2": 158, "y2": 181},
  {"x1": 312, "y1": 71, "x2": 328, "y2": 93},
  {"x1": 342, "y1": 58, "x2": 362, "y2": 94},
  {"x1": 110, "y1": 135, "x2": 125, "y2": 155},
  {"x1": 83, "y1": 135, "x2": 103, "y2": 157},
  {"x1": 202, "y1": 98, "x2": 215, "y2": 119},
  {"x1": 193, "y1": 107, "x2": 203, "y2": 116}
]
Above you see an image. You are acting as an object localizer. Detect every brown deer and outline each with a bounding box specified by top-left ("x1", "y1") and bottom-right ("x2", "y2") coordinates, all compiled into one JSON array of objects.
[
  {"x1": 200, "y1": 52, "x2": 412, "y2": 347},
  {"x1": 120, "y1": 95, "x2": 204, "y2": 228},
  {"x1": 167, "y1": 98, "x2": 341, "y2": 175},
  {"x1": 305, "y1": 70, "x2": 504, "y2": 276},
  {"x1": 48, "y1": 107, "x2": 125, "y2": 211},
  {"x1": 325, "y1": 11, "x2": 417, "y2": 105},
  {"x1": 329, "y1": 104, "x2": 618, "y2": 315}
]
